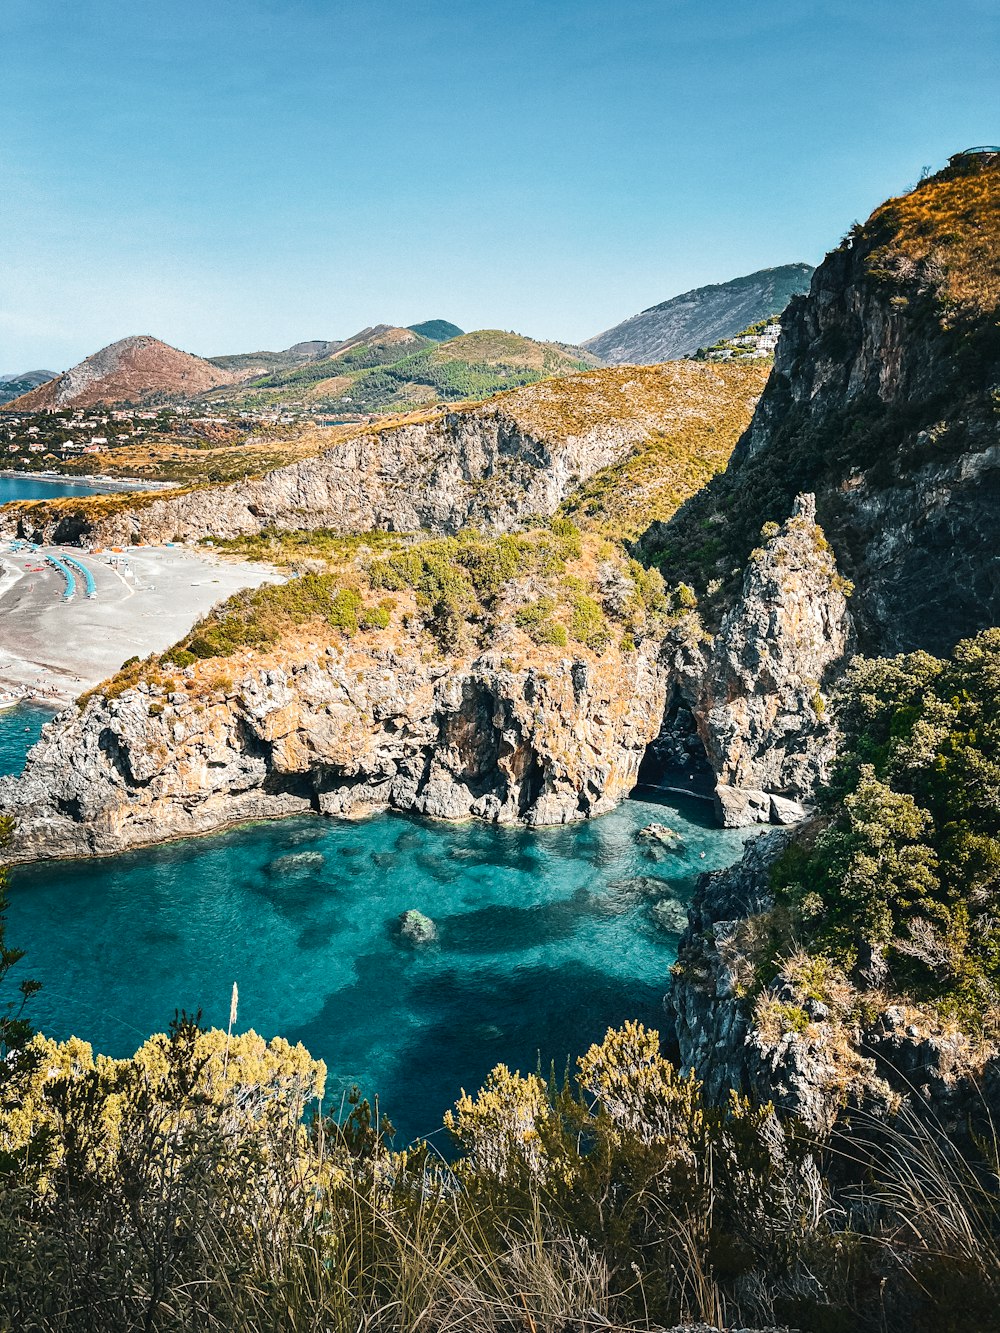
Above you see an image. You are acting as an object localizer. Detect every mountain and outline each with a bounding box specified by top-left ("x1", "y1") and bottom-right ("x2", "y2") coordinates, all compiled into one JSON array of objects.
[
  {"x1": 208, "y1": 321, "x2": 464, "y2": 377},
  {"x1": 0, "y1": 370, "x2": 58, "y2": 407},
  {"x1": 205, "y1": 327, "x2": 600, "y2": 414},
  {"x1": 407, "y1": 319, "x2": 463, "y2": 341},
  {"x1": 208, "y1": 341, "x2": 344, "y2": 376},
  {"x1": 583, "y1": 263, "x2": 814, "y2": 364},
  {"x1": 5, "y1": 336, "x2": 234, "y2": 411}
]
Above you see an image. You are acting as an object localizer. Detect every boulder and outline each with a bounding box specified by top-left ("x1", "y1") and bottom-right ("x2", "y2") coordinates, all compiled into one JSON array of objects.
[{"x1": 398, "y1": 909, "x2": 437, "y2": 944}]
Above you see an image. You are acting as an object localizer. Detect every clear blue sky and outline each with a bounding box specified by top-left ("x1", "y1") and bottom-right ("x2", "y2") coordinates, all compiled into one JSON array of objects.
[{"x1": 2, "y1": 0, "x2": 997, "y2": 370}]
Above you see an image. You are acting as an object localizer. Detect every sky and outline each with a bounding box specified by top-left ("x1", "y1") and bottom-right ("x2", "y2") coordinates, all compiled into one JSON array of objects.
[{"x1": 1, "y1": 0, "x2": 997, "y2": 371}]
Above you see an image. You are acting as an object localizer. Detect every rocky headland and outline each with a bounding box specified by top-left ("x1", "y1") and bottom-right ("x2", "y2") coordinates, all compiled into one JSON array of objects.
[
  {"x1": 0, "y1": 360, "x2": 761, "y2": 547},
  {"x1": 2, "y1": 158, "x2": 998, "y2": 1144},
  {"x1": 660, "y1": 153, "x2": 1000, "y2": 1134}
]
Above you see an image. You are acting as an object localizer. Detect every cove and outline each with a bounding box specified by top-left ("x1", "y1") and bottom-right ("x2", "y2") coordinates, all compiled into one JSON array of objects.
[
  {"x1": 7, "y1": 798, "x2": 753, "y2": 1146},
  {"x1": 0, "y1": 702, "x2": 57, "y2": 775},
  {"x1": 0, "y1": 474, "x2": 126, "y2": 503}
]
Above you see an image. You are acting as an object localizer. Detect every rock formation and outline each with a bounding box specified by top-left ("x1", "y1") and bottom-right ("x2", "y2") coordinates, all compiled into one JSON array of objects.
[
  {"x1": 1, "y1": 360, "x2": 760, "y2": 548},
  {"x1": 667, "y1": 829, "x2": 998, "y2": 1138},
  {"x1": 0, "y1": 636, "x2": 670, "y2": 864},
  {"x1": 643, "y1": 155, "x2": 1000, "y2": 659},
  {"x1": 0, "y1": 489, "x2": 851, "y2": 858},
  {"x1": 658, "y1": 494, "x2": 854, "y2": 826}
]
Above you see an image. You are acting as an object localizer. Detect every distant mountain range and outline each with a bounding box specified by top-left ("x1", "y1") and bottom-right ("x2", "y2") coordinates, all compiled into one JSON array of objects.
[
  {"x1": 2, "y1": 269, "x2": 817, "y2": 414},
  {"x1": 583, "y1": 264, "x2": 814, "y2": 365},
  {"x1": 206, "y1": 320, "x2": 464, "y2": 379},
  {"x1": 2, "y1": 323, "x2": 598, "y2": 415},
  {"x1": 203, "y1": 325, "x2": 600, "y2": 414},
  {"x1": 0, "y1": 370, "x2": 58, "y2": 406}
]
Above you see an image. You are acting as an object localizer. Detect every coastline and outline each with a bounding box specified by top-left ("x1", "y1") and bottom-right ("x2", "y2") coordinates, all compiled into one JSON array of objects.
[
  {"x1": 0, "y1": 543, "x2": 282, "y2": 708},
  {"x1": 0, "y1": 469, "x2": 179, "y2": 493}
]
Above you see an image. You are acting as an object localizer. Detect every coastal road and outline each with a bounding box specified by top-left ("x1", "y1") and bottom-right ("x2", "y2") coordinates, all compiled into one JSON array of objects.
[{"x1": 0, "y1": 544, "x2": 283, "y2": 705}]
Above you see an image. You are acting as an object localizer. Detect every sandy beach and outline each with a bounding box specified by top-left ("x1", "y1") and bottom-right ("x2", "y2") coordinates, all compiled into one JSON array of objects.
[{"x1": 0, "y1": 542, "x2": 282, "y2": 705}]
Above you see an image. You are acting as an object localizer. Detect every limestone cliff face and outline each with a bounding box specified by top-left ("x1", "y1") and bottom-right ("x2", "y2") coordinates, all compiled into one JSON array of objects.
[
  {"x1": 663, "y1": 494, "x2": 854, "y2": 826},
  {"x1": 667, "y1": 832, "x2": 999, "y2": 1136},
  {"x1": 740, "y1": 232, "x2": 1000, "y2": 657},
  {"x1": 0, "y1": 491, "x2": 850, "y2": 858},
  {"x1": 2, "y1": 397, "x2": 654, "y2": 548},
  {"x1": 643, "y1": 157, "x2": 1000, "y2": 660},
  {"x1": 0, "y1": 638, "x2": 668, "y2": 863}
]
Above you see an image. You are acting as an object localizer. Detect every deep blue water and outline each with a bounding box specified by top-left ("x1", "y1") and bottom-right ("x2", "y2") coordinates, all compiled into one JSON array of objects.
[
  {"x1": 0, "y1": 702, "x2": 57, "y2": 774},
  {"x1": 7, "y1": 796, "x2": 753, "y2": 1145},
  {"x1": 0, "y1": 475, "x2": 121, "y2": 503}
]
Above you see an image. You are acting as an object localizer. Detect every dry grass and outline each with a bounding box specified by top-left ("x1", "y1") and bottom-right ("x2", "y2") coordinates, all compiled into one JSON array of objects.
[
  {"x1": 554, "y1": 361, "x2": 768, "y2": 537},
  {"x1": 867, "y1": 158, "x2": 1000, "y2": 313}
]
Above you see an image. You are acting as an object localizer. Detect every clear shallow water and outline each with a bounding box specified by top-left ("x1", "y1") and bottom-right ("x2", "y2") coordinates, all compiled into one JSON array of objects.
[
  {"x1": 0, "y1": 475, "x2": 121, "y2": 503},
  {"x1": 8, "y1": 798, "x2": 752, "y2": 1145},
  {"x1": 0, "y1": 702, "x2": 57, "y2": 774}
]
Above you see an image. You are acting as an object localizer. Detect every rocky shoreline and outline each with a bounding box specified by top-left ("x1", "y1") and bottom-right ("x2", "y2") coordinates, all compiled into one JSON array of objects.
[{"x1": 0, "y1": 492, "x2": 851, "y2": 862}]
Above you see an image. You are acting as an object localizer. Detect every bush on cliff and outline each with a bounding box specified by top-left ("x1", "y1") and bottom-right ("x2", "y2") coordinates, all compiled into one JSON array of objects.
[{"x1": 773, "y1": 628, "x2": 1000, "y2": 1022}]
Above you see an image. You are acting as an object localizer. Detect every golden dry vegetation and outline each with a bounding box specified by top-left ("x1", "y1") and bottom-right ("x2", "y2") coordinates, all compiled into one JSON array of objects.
[
  {"x1": 550, "y1": 361, "x2": 769, "y2": 537},
  {"x1": 867, "y1": 158, "x2": 1000, "y2": 312}
]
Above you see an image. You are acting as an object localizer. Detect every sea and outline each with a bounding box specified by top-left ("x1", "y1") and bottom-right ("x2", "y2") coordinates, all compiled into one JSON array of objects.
[
  {"x1": 0, "y1": 629, "x2": 754, "y2": 1148},
  {"x1": 0, "y1": 473, "x2": 130, "y2": 503}
]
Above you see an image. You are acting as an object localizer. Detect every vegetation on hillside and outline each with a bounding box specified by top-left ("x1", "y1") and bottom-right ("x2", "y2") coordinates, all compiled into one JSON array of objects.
[
  {"x1": 770, "y1": 628, "x2": 1000, "y2": 1028},
  {"x1": 145, "y1": 518, "x2": 676, "y2": 674},
  {"x1": 407, "y1": 318, "x2": 464, "y2": 341},
  {"x1": 209, "y1": 330, "x2": 598, "y2": 416},
  {"x1": 555, "y1": 362, "x2": 768, "y2": 538},
  {"x1": 0, "y1": 998, "x2": 996, "y2": 1331}
]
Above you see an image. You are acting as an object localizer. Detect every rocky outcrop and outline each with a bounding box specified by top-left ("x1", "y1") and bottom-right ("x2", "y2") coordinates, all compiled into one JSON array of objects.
[
  {"x1": 642, "y1": 156, "x2": 1000, "y2": 660},
  {"x1": 658, "y1": 494, "x2": 854, "y2": 826},
  {"x1": 0, "y1": 489, "x2": 849, "y2": 858},
  {"x1": 667, "y1": 832, "x2": 999, "y2": 1136},
  {"x1": 1, "y1": 396, "x2": 655, "y2": 547},
  {"x1": 0, "y1": 637, "x2": 669, "y2": 863}
]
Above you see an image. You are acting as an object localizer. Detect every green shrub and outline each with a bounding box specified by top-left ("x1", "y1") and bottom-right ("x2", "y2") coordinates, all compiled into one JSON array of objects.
[
  {"x1": 773, "y1": 629, "x2": 1000, "y2": 1020},
  {"x1": 514, "y1": 598, "x2": 569, "y2": 647},
  {"x1": 359, "y1": 599, "x2": 394, "y2": 631},
  {"x1": 569, "y1": 593, "x2": 610, "y2": 651}
]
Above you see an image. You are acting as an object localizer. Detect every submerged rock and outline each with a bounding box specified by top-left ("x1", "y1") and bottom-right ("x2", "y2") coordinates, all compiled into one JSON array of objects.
[
  {"x1": 649, "y1": 897, "x2": 689, "y2": 934},
  {"x1": 638, "y1": 823, "x2": 682, "y2": 846},
  {"x1": 268, "y1": 850, "x2": 325, "y2": 877},
  {"x1": 606, "y1": 874, "x2": 676, "y2": 900},
  {"x1": 398, "y1": 909, "x2": 437, "y2": 944}
]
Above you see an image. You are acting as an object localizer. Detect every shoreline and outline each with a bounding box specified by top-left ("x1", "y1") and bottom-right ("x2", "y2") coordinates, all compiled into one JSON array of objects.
[
  {"x1": 0, "y1": 543, "x2": 282, "y2": 708},
  {"x1": 0, "y1": 469, "x2": 179, "y2": 493},
  {"x1": 0, "y1": 785, "x2": 730, "y2": 868}
]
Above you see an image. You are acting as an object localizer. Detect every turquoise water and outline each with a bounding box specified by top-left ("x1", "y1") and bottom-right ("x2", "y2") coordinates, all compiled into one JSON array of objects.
[
  {"x1": 0, "y1": 702, "x2": 57, "y2": 775},
  {"x1": 7, "y1": 798, "x2": 752, "y2": 1145},
  {"x1": 0, "y1": 475, "x2": 121, "y2": 503}
]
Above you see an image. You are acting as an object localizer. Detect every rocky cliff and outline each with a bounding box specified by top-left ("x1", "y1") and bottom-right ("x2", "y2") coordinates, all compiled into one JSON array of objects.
[
  {"x1": 662, "y1": 156, "x2": 1000, "y2": 1130},
  {"x1": 0, "y1": 361, "x2": 762, "y2": 547},
  {"x1": 667, "y1": 829, "x2": 1000, "y2": 1138},
  {"x1": 0, "y1": 492, "x2": 849, "y2": 859},
  {"x1": 642, "y1": 154, "x2": 1000, "y2": 658},
  {"x1": 667, "y1": 494, "x2": 854, "y2": 826},
  {"x1": 0, "y1": 631, "x2": 669, "y2": 864}
]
